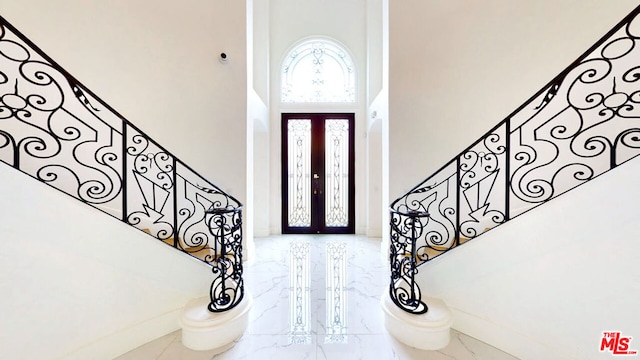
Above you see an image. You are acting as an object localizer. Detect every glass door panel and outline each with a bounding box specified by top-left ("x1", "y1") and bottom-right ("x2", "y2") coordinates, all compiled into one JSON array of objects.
[
  {"x1": 287, "y1": 119, "x2": 312, "y2": 227},
  {"x1": 325, "y1": 119, "x2": 349, "y2": 227}
]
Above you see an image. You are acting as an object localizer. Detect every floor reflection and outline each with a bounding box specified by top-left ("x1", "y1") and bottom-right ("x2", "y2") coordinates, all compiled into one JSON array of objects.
[
  {"x1": 289, "y1": 241, "x2": 311, "y2": 344},
  {"x1": 325, "y1": 241, "x2": 348, "y2": 344},
  {"x1": 288, "y1": 240, "x2": 349, "y2": 344}
]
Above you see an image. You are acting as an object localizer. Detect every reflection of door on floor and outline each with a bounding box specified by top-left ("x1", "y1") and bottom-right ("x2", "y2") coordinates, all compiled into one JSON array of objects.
[{"x1": 281, "y1": 113, "x2": 355, "y2": 234}]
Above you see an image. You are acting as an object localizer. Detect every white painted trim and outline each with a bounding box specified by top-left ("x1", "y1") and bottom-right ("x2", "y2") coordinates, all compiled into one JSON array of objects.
[
  {"x1": 180, "y1": 295, "x2": 253, "y2": 352},
  {"x1": 62, "y1": 309, "x2": 182, "y2": 360},
  {"x1": 381, "y1": 295, "x2": 452, "y2": 350},
  {"x1": 450, "y1": 307, "x2": 563, "y2": 360}
]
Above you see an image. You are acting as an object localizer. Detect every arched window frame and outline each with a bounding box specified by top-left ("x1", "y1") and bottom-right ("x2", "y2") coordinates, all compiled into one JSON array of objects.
[{"x1": 281, "y1": 37, "x2": 356, "y2": 104}]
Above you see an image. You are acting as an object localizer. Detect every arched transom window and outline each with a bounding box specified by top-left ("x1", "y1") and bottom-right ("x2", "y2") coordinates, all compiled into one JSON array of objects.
[{"x1": 281, "y1": 38, "x2": 355, "y2": 103}]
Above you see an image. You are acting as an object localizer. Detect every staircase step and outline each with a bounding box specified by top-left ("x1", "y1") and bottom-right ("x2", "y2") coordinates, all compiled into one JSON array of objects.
[{"x1": 381, "y1": 295, "x2": 453, "y2": 350}]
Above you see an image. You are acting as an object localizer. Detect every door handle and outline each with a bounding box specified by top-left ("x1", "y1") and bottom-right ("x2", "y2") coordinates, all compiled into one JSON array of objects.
[{"x1": 313, "y1": 174, "x2": 322, "y2": 195}]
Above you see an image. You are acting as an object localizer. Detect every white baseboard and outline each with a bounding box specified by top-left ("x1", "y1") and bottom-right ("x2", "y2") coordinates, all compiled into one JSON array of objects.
[
  {"x1": 450, "y1": 307, "x2": 572, "y2": 360},
  {"x1": 253, "y1": 226, "x2": 270, "y2": 237},
  {"x1": 366, "y1": 226, "x2": 382, "y2": 238},
  {"x1": 61, "y1": 309, "x2": 182, "y2": 360}
]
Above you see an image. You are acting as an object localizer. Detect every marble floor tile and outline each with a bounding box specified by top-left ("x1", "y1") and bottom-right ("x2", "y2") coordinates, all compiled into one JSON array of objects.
[
  {"x1": 116, "y1": 235, "x2": 520, "y2": 360},
  {"x1": 114, "y1": 331, "x2": 177, "y2": 360},
  {"x1": 212, "y1": 334, "x2": 318, "y2": 360}
]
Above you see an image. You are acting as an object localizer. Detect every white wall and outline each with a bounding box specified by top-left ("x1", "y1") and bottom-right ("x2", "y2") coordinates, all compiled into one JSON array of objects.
[
  {"x1": 366, "y1": 117, "x2": 383, "y2": 237},
  {"x1": 417, "y1": 156, "x2": 640, "y2": 360},
  {"x1": 389, "y1": 0, "x2": 640, "y2": 199},
  {"x1": 366, "y1": 0, "x2": 385, "y2": 238},
  {"x1": 251, "y1": 0, "x2": 271, "y2": 237},
  {"x1": 0, "y1": 0, "x2": 247, "y2": 205},
  {"x1": 0, "y1": 165, "x2": 212, "y2": 359}
]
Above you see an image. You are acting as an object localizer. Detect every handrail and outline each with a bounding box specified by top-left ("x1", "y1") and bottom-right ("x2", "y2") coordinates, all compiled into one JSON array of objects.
[
  {"x1": 0, "y1": 16, "x2": 244, "y2": 311},
  {"x1": 389, "y1": 5, "x2": 640, "y2": 314}
]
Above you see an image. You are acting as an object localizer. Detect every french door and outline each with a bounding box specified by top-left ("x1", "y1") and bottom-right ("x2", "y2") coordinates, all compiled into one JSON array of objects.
[{"x1": 282, "y1": 113, "x2": 355, "y2": 234}]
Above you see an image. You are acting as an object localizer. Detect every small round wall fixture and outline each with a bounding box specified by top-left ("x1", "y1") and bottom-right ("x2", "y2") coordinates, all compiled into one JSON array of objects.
[{"x1": 219, "y1": 52, "x2": 228, "y2": 64}]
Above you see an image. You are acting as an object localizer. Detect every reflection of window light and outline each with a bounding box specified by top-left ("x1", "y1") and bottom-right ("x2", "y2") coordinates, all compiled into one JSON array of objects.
[
  {"x1": 282, "y1": 39, "x2": 355, "y2": 103},
  {"x1": 289, "y1": 241, "x2": 311, "y2": 344},
  {"x1": 325, "y1": 242, "x2": 348, "y2": 343}
]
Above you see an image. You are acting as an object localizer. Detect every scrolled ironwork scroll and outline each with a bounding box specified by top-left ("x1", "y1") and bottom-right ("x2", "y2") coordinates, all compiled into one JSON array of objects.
[
  {"x1": 389, "y1": 208, "x2": 429, "y2": 314},
  {"x1": 205, "y1": 205, "x2": 244, "y2": 312},
  {"x1": 0, "y1": 25, "x2": 123, "y2": 211}
]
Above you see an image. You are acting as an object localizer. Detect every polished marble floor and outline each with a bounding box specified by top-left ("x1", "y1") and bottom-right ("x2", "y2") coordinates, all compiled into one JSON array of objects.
[{"x1": 116, "y1": 235, "x2": 519, "y2": 360}]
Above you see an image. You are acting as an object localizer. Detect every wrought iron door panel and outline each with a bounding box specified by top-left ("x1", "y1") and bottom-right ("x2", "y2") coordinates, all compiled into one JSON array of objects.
[
  {"x1": 286, "y1": 119, "x2": 312, "y2": 228},
  {"x1": 282, "y1": 113, "x2": 354, "y2": 234},
  {"x1": 324, "y1": 119, "x2": 350, "y2": 227}
]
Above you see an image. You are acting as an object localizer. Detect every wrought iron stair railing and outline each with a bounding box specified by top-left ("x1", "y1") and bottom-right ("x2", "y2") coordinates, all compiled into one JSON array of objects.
[
  {"x1": 389, "y1": 5, "x2": 640, "y2": 314},
  {"x1": 0, "y1": 16, "x2": 244, "y2": 312}
]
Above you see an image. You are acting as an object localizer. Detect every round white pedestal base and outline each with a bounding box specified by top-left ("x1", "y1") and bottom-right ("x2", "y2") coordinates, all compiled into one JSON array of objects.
[
  {"x1": 180, "y1": 294, "x2": 252, "y2": 352},
  {"x1": 380, "y1": 294, "x2": 452, "y2": 350}
]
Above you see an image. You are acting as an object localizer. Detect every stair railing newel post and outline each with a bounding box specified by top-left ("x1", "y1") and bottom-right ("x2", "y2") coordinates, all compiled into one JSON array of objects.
[
  {"x1": 122, "y1": 125, "x2": 128, "y2": 223},
  {"x1": 389, "y1": 206, "x2": 429, "y2": 314},
  {"x1": 505, "y1": 117, "x2": 511, "y2": 222},
  {"x1": 205, "y1": 204, "x2": 244, "y2": 313},
  {"x1": 409, "y1": 213, "x2": 419, "y2": 303},
  {"x1": 172, "y1": 158, "x2": 179, "y2": 249}
]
